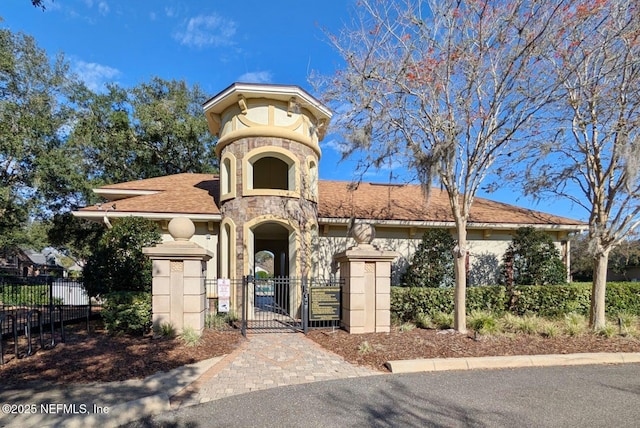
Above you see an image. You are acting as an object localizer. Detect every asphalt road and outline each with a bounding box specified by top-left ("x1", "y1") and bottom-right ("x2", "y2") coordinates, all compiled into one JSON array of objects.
[{"x1": 126, "y1": 364, "x2": 640, "y2": 427}]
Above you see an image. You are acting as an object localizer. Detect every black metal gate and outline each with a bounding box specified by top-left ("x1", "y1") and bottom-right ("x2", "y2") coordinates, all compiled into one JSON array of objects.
[
  {"x1": 240, "y1": 276, "x2": 344, "y2": 336},
  {"x1": 241, "y1": 276, "x2": 302, "y2": 335}
]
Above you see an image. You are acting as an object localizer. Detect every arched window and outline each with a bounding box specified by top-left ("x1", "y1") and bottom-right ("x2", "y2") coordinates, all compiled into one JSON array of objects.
[
  {"x1": 220, "y1": 219, "x2": 236, "y2": 278},
  {"x1": 307, "y1": 157, "x2": 318, "y2": 200},
  {"x1": 244, "y1": 147, "x2": 299, "y2": 196},
  {"x1": 220, "y1": 152, "x2": 236, "y2": 201},
  {"x1": 253, "y1": 157, "x2": 289, "y2": 190}
]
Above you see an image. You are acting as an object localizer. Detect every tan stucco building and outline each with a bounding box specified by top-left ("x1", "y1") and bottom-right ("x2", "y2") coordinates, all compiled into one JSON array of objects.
[{"x1": 74, "y1": 83, "x2": 587, "y2": 312}]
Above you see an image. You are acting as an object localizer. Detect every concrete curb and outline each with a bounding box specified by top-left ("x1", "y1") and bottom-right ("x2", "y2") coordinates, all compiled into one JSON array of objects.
[{"x1": 385, "y1": 352, "x2": 640, "y2": 373}]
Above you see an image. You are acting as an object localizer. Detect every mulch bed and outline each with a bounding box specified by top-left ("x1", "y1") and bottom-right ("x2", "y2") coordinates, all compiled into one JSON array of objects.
[
  {"x1": 0, "y1": 321, "x2": 245, "y2": 385},
  {"x1": 3, "y1": 321, "x2": 640, "y2": 385},
  {"x1": 306, "y1": 327, "x2": 640, "y2": 372}
]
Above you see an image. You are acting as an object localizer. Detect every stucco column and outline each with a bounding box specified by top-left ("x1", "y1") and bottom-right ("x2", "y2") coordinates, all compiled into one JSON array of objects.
[
  {"x1": 143, "y1": 217, "x2": 213, "y2": 335},
  {"x1": 334, "y1": 223, "x2": 397, "y2": 334}
]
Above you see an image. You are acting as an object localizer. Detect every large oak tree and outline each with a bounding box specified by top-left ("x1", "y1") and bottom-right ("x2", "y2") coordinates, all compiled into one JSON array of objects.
[{"x1": 0, "y1": 28, "x2": 79, "y2": 248}]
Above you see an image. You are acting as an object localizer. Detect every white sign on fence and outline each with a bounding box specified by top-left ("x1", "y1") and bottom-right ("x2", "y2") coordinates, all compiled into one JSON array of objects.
[{"x1": 217, "y1": 278, "x2": 230, "y2": 313}]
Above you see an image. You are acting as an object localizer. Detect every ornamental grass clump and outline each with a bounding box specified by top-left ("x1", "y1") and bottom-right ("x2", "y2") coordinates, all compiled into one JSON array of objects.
[
  {"x1": 358, "y1": 340, "x2": 373, "y2": 354},
  {"x1": 205, "y1": 313, "x2": 229, "y2": 330},
  {"x1": 180, "y1": 326, "x2": 201, "y2": 347},
  {"x1": 499, "y1": 313, "x2": 522, "y2": 334},
  {"x1": 399, "y1": 322, "x2": 416, "y2": 332},
  {"x1": 538, "y1": 319, "x2": 560, "y2": 338},
  {"x1": 563, "y1": 313, "x2": 588, "y2": 336},
  {"x1": 431, "y1": 311, "x2": 454, "y2": 329},
  {"x1": 154, "y1": 321, "x2": 176, "y2": 338},
  {"x1": 514, "y1": 314, "x2": 542, "y2": 335},
  {"x1": 468, "y1": 310, "x2": 499, "y2": 336},
  {"x1": 415, "y1": 313, "x2": 434, "y2": 329},
  {"x1": 597, "y1": 323, "x2": 617, "y2": 338},
  {"x1": 616, "y1": 313, "x2": 639, "y2": 337}
]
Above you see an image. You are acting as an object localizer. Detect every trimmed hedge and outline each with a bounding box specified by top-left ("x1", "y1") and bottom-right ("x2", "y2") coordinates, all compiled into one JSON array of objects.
[{"x1": 391, "y1": 282, "x2": 640, "y2": 322}]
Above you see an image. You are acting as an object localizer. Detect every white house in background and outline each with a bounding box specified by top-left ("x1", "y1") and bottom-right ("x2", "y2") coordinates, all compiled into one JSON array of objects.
[{"x1": 73, "y1": 83, "x2": 587, "y2": 297}]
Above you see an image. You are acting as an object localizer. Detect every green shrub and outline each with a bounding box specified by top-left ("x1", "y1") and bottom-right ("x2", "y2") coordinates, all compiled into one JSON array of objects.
[
  {"x1": 83, "y1": 217, "x2": 161, "y2": 297},
  {"x1": 101, "y1": 291, "x2": 152, "y2": 336},
  {"x1": 466, "y1": 286, "x2": 508, "y2": 315},
  {"x1": 511, "y1": 283, "x2": 591, "y2": 317},
  {"x1": 390, "y1": 282, "x2": 640, "y2": 325},
  {"x1": 391, "y1": 287, "x2": 454, "y2": 322},
  {"x1": 502, "y1": 227, "x2": 567, "y2": 286},
  {"x1": 402, "y1": 229, "x2": 455, "y2": 288},
  {"x1": 605, "y1": 282, "x2": 640, "y2": 315}
]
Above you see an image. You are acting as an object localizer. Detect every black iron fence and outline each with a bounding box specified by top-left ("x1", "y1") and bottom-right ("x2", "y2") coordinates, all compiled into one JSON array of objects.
[{"x1": 0, "y1": 276, "x2": 100, "y2": 364}]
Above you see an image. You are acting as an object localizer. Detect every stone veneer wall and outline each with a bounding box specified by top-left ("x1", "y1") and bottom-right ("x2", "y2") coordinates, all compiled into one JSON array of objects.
[{"x1": 219, "y1": 136, "x2": 319, "y2": 280}]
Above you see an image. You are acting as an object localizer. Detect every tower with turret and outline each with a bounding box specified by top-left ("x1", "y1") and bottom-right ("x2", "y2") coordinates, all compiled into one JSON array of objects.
[{"x1": 203, "y1": 83, "x2": 331, "y2": 284}]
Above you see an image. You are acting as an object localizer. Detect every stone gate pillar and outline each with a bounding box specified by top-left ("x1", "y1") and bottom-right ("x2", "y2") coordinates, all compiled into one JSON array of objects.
[
  {"x1": 334, "y1": 222, "x2": 397, "y2": 334},
  {"x1": 143, "y1": 217, "x2": 214, "y2": 335}
]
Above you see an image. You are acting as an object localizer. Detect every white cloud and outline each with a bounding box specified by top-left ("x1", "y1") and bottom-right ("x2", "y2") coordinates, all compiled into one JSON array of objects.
[
  {"x1": 73, "y1": 60, "x2": 121, "y2": 92},
  {"x1": 174, "y1": 14, "x2": 236, "y2": 48},
  {"x1": 82, "y1": 0, "x2": 109, "y2": 15},
  {"x1": 321, "y1": 137, "x2": 351, "y2": 155},
  {"x1": 98, "y1": 1, "x2": 109, "y2": 15},
  {"x1": 237, "y1": 71, "x2": 273, "y2": 84}
]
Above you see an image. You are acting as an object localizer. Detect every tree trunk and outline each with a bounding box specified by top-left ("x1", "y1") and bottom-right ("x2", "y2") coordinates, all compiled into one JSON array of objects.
[
  {"x1": 590, "y1": 251, "x2": 609, "y2": 330},
  {"x1": 453, "y1": 227, "x2": 468, "y2": 334}
]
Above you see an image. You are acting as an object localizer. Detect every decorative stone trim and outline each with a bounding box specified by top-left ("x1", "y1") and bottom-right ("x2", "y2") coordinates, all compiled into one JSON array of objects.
[{"x1": 170, "y1": 261, "x2": 184, "y2": 272}]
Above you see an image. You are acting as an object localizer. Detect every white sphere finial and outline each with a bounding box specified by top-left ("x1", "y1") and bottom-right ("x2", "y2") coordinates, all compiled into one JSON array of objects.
[{"x1": 168, "y1": 217, "x2": 195, "y2": 241}]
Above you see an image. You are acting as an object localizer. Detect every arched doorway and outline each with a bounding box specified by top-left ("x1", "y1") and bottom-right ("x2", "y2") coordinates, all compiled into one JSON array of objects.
[
  {"x1": 252, "y1": 222, "x2": 293, "y2": 317},
  {"x1": 253, "y1": 222, "x2": 290, "y2": 277}
]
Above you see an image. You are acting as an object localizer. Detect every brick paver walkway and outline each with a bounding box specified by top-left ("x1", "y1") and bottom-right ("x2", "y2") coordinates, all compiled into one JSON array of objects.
[{"x1": 170, "y1": 332, "x2": 380, "y2": 408}]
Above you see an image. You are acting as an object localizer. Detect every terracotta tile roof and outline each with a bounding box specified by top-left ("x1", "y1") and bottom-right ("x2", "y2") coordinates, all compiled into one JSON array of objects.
[
  {"x1": 77, "y1": 174, "x2": 584, "y2": 227},
  {"x1": 317, "y1": 181, "x2": 584, "y2": 226},
  {"x1": 78, "y1": 173, "x2": 220, "y2": 215}
]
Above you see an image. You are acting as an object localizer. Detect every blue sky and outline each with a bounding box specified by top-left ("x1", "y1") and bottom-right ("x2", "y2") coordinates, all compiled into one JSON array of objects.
[{"x1": 1, "y1": 0, "x2": 586, "y2": 221}]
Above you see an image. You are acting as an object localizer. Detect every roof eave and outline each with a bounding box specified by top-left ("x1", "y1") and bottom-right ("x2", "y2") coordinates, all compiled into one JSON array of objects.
[
  {"x1": 72, "y1": 211, "x2": 222, "y2": 223},
  {"x1": 93, "y1": 189, "x2": 160, "y2": 201},
  {"x1": 317, "y1": 217, "x2": 587, "y2": 232}
]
